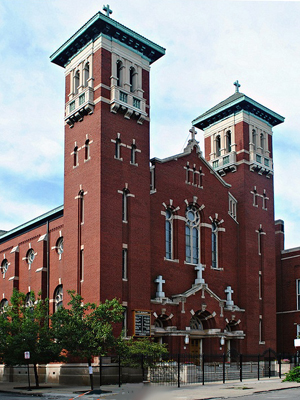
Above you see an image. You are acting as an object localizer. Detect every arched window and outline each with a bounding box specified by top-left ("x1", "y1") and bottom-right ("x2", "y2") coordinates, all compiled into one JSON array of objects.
[
  {"x1": 216, "y1": 135, "x2": 221, "y2": 157},
  {"x1": 212, "y1": 222, "x2": 218, "y2": 269},
  {"x1": 190, "y1": 316, "x2": 203, "y2": 330},
  {"x1": 154, "y1": 315, "x2": 169, "y2": 328},
  {"x1": 74, "y1": 70, "x2": 80, "y2": 94},
  {"x1": 165, "y1": 209, "x2": 173, "y2": 260},
  {"x1": 260, "y1": 133, "x2": 264, "y2": 152},
  {"x1": 122, "y1": 307, "x2": 127, "y2": 337},
  {"x1": 185, "y1": 206, "x2": 200, "y2": 264},
  {"x1": 25, "y1": 292, "x2": 34, "y2": 309},
  {"x1": 122, "y1": 189, "x2": 129, "y2": 222},
  {"x1": 226, "y1": 131, "x2": 231, "y2": 153},
  {"x1": 131, "y1": 143, "x2": 137, "y2": 164},
  {"x1": 0, "y1": 298, "x2": 8, "y2": 314},
  {"x1": 252, "y1": 129, "x2": 257, "y2": 150},
  {"x1": 74, "y1": 146, "x2": 78, "y2": 167},
  {"x1": 54, "y1": 285, "x2": 63, "y2": 312},
  {"x1": 129, "y1": 67, "x2": 137, "y2": 92},
  {"x1": 190, "y1": 311, "x2": 216, "y2": 330},
  {"x1": 1, "y1": 259, "x2": 9, "y2": 275},
  {"x1": 116, "y1": 60, "x2": 123, "y2": 87},
  {"x1": 226, "y1": 319, "x2": 240, "y2": 332},
  {"x1": 83, "y1": 62, "x2": 89, "y2": 87},
  {"x1": 78, "y1": 190, "x2": 84, "y2": 224},
  {"x1": 122, "y1": 248, "x2": 128, "y2": 279},
  {"x1": 85, "y1": 139, "x2": 90, "y2": 160},
  {"x1": 115, "y1": 137, "x2": 121, "y2": 159}
]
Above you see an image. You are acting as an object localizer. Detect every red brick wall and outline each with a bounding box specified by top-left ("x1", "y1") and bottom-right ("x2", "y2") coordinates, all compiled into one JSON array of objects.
[{"x1": 0, "y1": 216, "x2": 64, "y2": 306}]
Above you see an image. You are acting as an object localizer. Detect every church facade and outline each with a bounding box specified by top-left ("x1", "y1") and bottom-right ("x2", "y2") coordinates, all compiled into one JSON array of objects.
[{"x1": 0, "y1": 9, "x2": 296, "y2": 356}]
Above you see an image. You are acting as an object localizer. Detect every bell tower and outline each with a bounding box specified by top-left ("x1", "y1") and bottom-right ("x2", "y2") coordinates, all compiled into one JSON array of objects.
[
  {"x1": 193, "y1": 81, "x2": 284, "y2": 178},
  {"x1": 192, "y1": 83, "x2": 284, "y2": 353},
  {"x1": 50, "y1": 8, "x2": 165, "y2": 334}
]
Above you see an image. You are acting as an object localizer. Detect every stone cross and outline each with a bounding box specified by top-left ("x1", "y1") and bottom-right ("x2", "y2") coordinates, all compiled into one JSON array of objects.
[
  {"x1": 103, "y1": 4, "x2": 113, "y2": 17},
  {"x1": 155, "y1": 275, "x2": 165, "y2": 298},
  {"x1": 195, "y1": 263, "x2": 205, "y2": 285},
  {"x1": 225, "y1": 286, "x2": 234, "y2": 306},
  {"x1": 233, "y1": 80, "x2": 241, "y2": 93},
  {"x1": 189, "y1": 126, "x2": 197, "y2": 141}
]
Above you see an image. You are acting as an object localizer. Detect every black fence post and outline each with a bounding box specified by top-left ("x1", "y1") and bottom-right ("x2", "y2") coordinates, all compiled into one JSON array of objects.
[
  {"x1": 99, "y1": 356, "x2": 102, "y2": 388},
  {"x1": 240, "y1": 354, "x2": 243, "y2": 382},
  {"x1": 202, "y1": 354, "x2": 205, "y2": 385},
  {"x1": 27, "y1": 362, "x2": 31, "y2": 391},
  {"x1": 268, "y1": 348, "x2": 271, "y2": 379},
  {"x1": 278, "y1": 354, "x2": 281, "y2": 379},
  {"x1": 118, "y1": 355, "x2": 121, "y2": 387},
  {"x1": 257, "y1": 354, "x2": 260, "y2": 380},
  {"x1": 177, "y1": 353, "x2": 181, "y2": 388},
  {"x1": 141, "y1": 355, "x2": 145, "y2": 382},
  {"x1": 223, "y1": 353, "x2": 226, "y2": 384}
]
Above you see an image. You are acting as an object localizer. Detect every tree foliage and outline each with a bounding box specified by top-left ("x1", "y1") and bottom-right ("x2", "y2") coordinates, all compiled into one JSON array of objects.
[
  {"x1": 0, "y1": 289, "x2": 63, "y2": 386},
  {"x1": 119, "y1": 337, "x2": 168, "y2": 368},
  {"x1": 283, "y1": 366, "x2": 300, "y2": 382},
  {"x1": 51, "y1": 291, "x2": 124, "y2": 360},
  {"x1": 50, "y1": 290, "x2": 125, "y2": 390}
]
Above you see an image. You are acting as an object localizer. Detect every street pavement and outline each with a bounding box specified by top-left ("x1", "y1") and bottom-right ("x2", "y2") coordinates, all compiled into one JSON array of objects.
[{"x1": 1, "y1": 377, "x2": 300, "y2": 400}]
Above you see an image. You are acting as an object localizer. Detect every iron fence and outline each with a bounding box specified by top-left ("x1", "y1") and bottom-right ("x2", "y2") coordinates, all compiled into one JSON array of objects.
[{"x1": 99, "y1": 349, "x2": 300, "y2": 387}]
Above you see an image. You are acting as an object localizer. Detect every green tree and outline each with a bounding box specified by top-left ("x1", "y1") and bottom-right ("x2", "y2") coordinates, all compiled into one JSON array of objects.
[
  {"x1": 0, "y1": 289, "x2": 63, "y2": 387},
  {"x1": 51, "y1": 290, "x2": 124, "y2": 389},
  {"x1": 120, "y1": 337, "x2": 168, "y2": 369}
]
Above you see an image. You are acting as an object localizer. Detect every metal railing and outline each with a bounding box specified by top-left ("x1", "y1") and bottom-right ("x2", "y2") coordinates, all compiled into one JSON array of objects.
[{"x1": 99, "y1": 349, "x2": 299, "y2": 387}]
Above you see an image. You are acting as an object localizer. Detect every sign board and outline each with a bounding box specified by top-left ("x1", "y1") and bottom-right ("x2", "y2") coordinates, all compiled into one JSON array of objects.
[
  {"x1": 24, "y1": 351, "x2": 30, "y2": 359},
  {"x1": 134, "y1": 310, "x2": 151, "y2": 337},
  {"x1": 294, "y1": 338, "x2": 300, "y2": 348}
]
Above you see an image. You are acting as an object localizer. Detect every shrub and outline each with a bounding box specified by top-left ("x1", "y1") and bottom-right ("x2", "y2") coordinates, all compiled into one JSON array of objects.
[{"x1": 283, "y1": 366, "x2": 300, "y2": 382}]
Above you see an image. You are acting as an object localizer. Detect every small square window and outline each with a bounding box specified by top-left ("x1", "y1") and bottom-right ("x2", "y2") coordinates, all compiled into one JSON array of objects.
[
  {"x1": 120, "y1": 92, "x2": 128, "y2": 103},
  {"x1": 133, "y1": 98, "x2": 140, "y2": 109},
  {"x1": 79, "y1": 93, "x2": 85, "y2": 105}
]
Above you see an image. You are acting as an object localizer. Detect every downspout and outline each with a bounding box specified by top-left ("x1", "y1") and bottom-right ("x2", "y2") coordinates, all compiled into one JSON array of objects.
[{"x1": 46, "y1": 220, "x2": 50, "y2": 322}]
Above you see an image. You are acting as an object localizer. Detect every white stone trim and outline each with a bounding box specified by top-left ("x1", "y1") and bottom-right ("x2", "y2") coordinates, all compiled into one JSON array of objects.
[
  {"x1": 38, "y1": 234, "x2": 47, "y2": 242},
  {"x1": 10, "y1": 246, "x2": 19, "y2": 253}
]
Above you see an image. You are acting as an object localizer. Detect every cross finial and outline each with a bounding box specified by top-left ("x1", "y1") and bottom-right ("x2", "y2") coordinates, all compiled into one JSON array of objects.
[
  {"x1": 155, "y1": 275, "x2": 166, "y2": 298},
  {"x1": 189, "y1": 126, "x2": 197, "y2": 141},
  {"x1": 195, "y1": 263, "x2": 205, "y2": 285},
  {"x1": 233, "y1": 80, "x2": 241, "y2": 93},
  {"x1": 225, "y1": 286, "x2": 234, "y2": 306},
  {"x1": 103, "y1": 4, "x2": 113, "y2": 17}
]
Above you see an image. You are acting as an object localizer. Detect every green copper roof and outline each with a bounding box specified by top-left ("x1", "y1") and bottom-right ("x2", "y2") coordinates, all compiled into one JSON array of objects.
[
  {"x1": 192, "y1": 92, "x2": 285, "y2": 130},
  {"x1": 0, "y1": 205, "x2": 64, "y2": 243},
  {"x1": 50, "y1": 11, "x2": 165, "y2": 67}
]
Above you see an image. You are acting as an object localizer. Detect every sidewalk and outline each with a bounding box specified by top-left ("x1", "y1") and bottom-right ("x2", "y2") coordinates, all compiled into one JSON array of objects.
[{"x1": 1, "y1": 377, "x2": 300, "y2": 399}]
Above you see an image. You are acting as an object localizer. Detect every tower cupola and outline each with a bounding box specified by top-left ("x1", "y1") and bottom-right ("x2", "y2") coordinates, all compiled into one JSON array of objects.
[{"x1": 192, "y1": 82, "x2": 284, "y2": 177}]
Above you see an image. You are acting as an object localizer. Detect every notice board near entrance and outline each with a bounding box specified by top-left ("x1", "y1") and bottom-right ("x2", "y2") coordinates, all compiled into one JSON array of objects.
[{"x1": 133, "y1": 310, "x2": 151, "y2": 337}]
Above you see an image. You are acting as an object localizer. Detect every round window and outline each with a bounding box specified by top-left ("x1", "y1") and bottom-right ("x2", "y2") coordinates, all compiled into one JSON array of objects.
[
  {"x1": 27, "y1": 249, "x2": 35, "y2": 264},
  {"x1": 57, "y1": 237, "x2": 64, "y2": 255},
  {"x1": 1, "y1": 259, "x2": 8, "y2": 274},
  {"x1": 186, "y1": 207, "x2": 199, "y2": 224}
]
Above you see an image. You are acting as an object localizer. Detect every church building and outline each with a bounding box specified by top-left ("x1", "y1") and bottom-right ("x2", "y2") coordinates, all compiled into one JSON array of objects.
[{"x1": 0, "y1": 8, "x2": 294, "y2": 357}]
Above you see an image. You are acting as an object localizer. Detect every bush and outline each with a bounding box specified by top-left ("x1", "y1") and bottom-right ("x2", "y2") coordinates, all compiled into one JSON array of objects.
[{"x1": 283, "y1": 366, "x2": 300, "y2": 382}]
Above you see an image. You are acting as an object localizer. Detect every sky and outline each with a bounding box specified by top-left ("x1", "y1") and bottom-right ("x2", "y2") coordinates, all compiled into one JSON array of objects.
[{"x1": 0, "y1": 0, "x2": 299, "y2": 248}]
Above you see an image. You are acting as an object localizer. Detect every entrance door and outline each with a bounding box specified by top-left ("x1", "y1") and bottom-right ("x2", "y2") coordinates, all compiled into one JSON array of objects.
[
  {"x1": 190, "y1": 339, "x2": 200, "y2": 357},
  {"x1": 190, "y1": 339, "x2": 202, "y2": 365}
]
